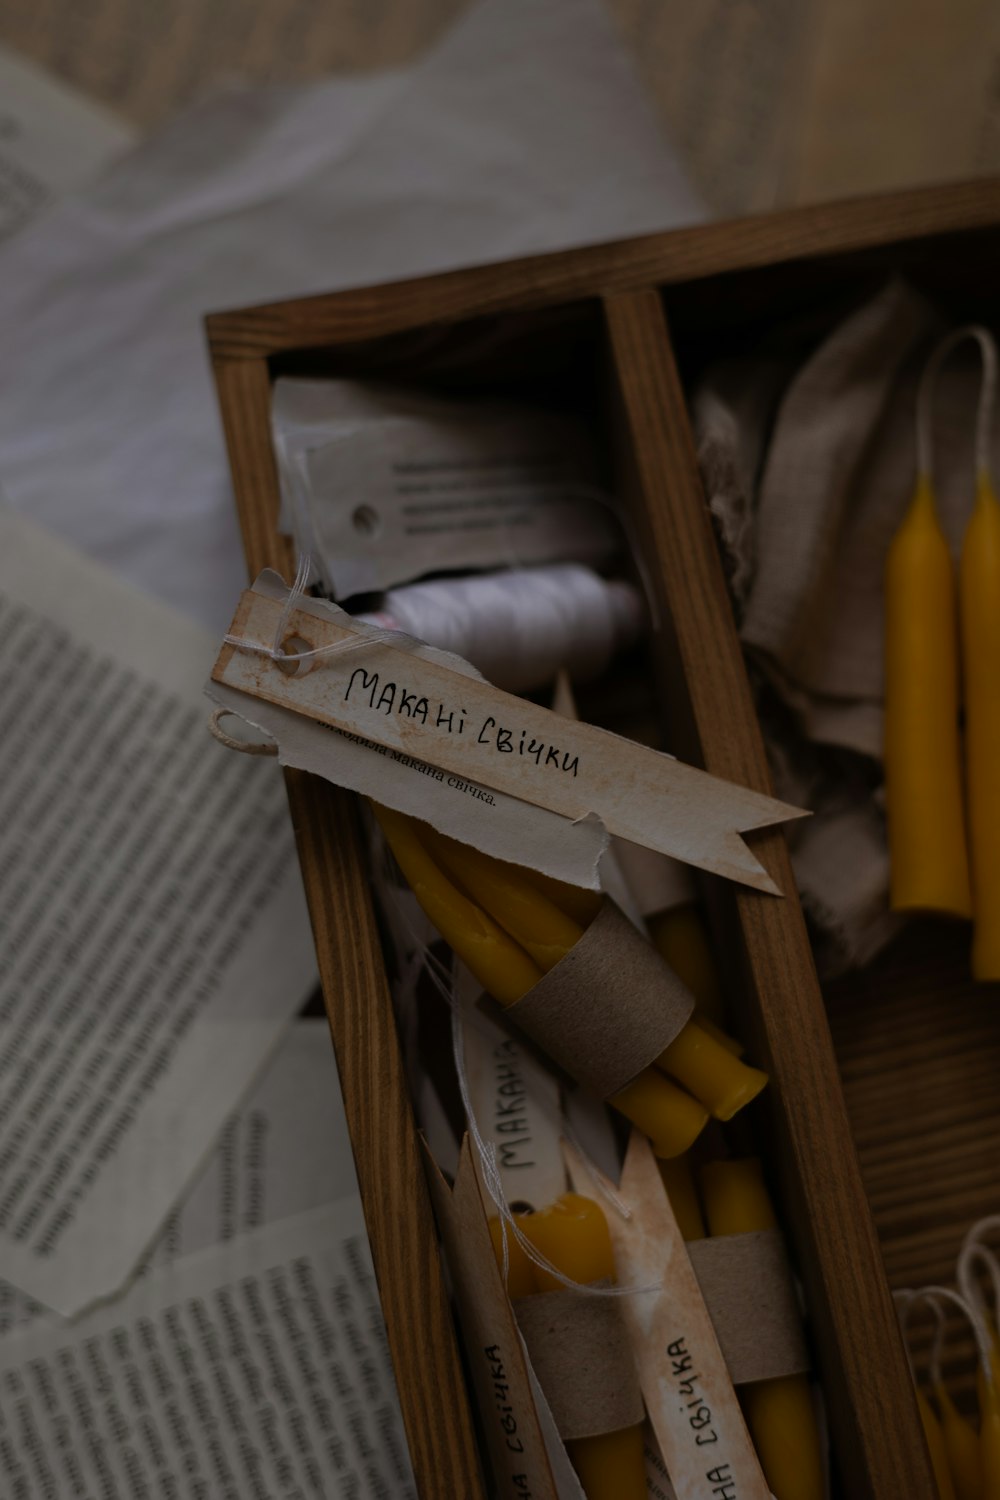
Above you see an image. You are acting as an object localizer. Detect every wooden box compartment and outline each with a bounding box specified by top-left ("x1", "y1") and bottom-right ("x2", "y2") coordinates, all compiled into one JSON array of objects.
[{"x1": 207, "y1": 182, "x2": 1000, "y2": 1500}]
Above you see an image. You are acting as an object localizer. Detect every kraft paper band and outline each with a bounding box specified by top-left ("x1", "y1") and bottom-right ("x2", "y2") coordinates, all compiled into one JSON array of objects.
[
  {"x1": 688, "y1": 1229, "x2": 810, "y2": 1385},
  {"x1": 513, "y1": 1284, "x2": 645, "y2": 1441},
  {"x1": 505, "y1": 896, "x2": 695, "y2": 1100}
]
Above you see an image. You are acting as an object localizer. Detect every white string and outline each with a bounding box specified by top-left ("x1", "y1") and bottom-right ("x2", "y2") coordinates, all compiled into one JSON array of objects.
[
  {"x1": 916, "y1": 323, "x2": 999, "y2": 484},
  {"x1": 912, "y1": 1289, "x2": 949, "y2": 1389},
  {"x1": 957, "y1": 1237, "x2": 1000, "y2": 1341},
  {"x1": 225, "y1": 550, "x2": 645, "y2": 696},
  {"x1": 962, "y1": 1213, "x2": 1000, "y2": 1253},
  {"x1": 358, "y1": 563, "x2": 644, "y2": 694},
  {"x1": 224, "y1": 551, "x2": 402, "y2": 669},
  {"x1": 897, "y1": 1284, "x2": 996, "y2": 1387},
  {"x1": 893, "y1": 1289, "x2": 918, "y2": 1377},
  {"x1": 206, "y1": 706, "x2": 279, "y2": 756}
]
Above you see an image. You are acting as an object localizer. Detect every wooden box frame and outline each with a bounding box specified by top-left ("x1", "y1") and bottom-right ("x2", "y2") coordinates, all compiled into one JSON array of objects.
[{"x1": 207, "y1": 180, "x2": 1000, "y2": 1498}]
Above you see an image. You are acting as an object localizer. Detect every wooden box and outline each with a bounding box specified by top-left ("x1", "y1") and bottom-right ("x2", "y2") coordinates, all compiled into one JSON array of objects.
[{"x1": 207, "y1": 180, "x2": 1000, "y2": 1499}]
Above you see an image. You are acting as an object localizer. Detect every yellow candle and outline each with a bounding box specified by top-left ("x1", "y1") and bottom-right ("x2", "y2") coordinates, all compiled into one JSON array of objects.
[
  {"x1": 884, "y1": 475, "x2": 972, "y2": 918},
  {"x1": 960, "y1": 475, "x2": 1000, "y2": 978},
  {"x1": 374, "y1": 806, "x2": 706, "y2": 1155},
  {"x1": 427, "y1": 827, "x2": 766, "y2": 1124},
  {"x1": 375, "y1": 804, "x2": 541, "y2": 1003},
  {"x1": 979, "y1": 1369, "x2": 1000, "y2": 1500},
  {"x1": 519, "y1": 1194, "x2": 647, "y2": 1500},
  {"x1": 426, "y1": 827, "x2": 584, "y2": 972},
  {"x1": 701, "y1": 1159, "x2": 824, "y2": 1500},
  {"x1": 918, "y1": 1389, "x2": 959, "y2": 1500},
  {"x1": 691, "y1": 1014, "x2": 744, "y2": 1058},
  {"x1": 521, "y1": 867, "x2": 603, "y2": 928},
  {"x1": 487, "y1": 1215, "x2": 537, "y2": 1299},
  {"x1": 657, "y1": 1154, "x2": 705, "y2": 1241},
  {"x1": 647, "y1": 900, "x2": 726, "y2": 1027},
  {"x1": 655, "y1": 1024, "x2": 767, "y2": 1122},
  {"x1": 609, "y1": 1070, "x2": 708, "y2": 1160},
  {"x1": 935, "y1": 1383, "x2": 983, "y2": 1500}
]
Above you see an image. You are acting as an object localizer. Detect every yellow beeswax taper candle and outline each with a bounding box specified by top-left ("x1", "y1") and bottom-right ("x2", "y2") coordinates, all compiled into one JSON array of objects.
[
  {"x1": 519, "y1": 1194, "x2": 647, "y2": 1500},
  {"x1": 658, "y1": 1154, "x2": 705, "y2": 1242},
  {"x1": 884, "y1": 473, "x2": 972, "y2": 918},
  {"x1": 918, "y1": 1388, "x2": 959, "y2": 1500},
  {"x1": 427, "y1": 827, "x2": 766, "y2": 1125},
  {"x1": 960, "y1": 473, "x2": 1000, "y2": 979},
  {"x1": 374, "y1": 805, "x2": 708, "y2": 1156},
  {"x1": 935, "y1": 1382, "x2": 983, "y2": 1500},
  {"x1": 701, "y1": 1158, "x2": 824, "y2": 1500},
  {"x1": 979, "y1": 1375, "x2": 1000, "y2": 1500},
  {"x1": 488, "y1": 1214, "x2": 537, "y2": 1300},
  {"x1": 648, "y1": 900, "x2": 727, "y2": 1027}
]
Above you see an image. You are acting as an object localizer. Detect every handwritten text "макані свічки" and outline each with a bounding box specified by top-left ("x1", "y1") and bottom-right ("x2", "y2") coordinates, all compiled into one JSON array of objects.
[{"x1": 344, "y1": 668, "x2": 580, "y2": 777}]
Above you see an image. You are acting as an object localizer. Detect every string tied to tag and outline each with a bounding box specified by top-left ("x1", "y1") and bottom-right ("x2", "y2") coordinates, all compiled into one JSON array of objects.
[
  {"x1": 916, "y1": 323, "x2": 999, "y2": 487},
  {"x1": 222, "y1": 552, "x2": 400, "y2": 670}
]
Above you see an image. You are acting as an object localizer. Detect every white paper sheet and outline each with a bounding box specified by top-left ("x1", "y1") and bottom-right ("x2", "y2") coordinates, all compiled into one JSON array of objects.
[
  {"x1": 0, "y1": 511, "x2": 316, "y2": 1315},
  {"x1": 0, "y1": 1200, "x2": 416, "y2": 1500},
  {"x1": 0, "y1": 1020, "x2": 349, "y2": 1334},
  {"x1": 0, "y1": 0, "x2": 701, "y2": 635},
  {"x1": 0, "y1": 44, "x2": 134, "y2": 241}
]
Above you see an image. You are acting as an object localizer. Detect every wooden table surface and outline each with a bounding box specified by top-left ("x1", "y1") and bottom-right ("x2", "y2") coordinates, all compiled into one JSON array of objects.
[{"x1": 3, "y1": 0, "x2": 999, "y2": 216}]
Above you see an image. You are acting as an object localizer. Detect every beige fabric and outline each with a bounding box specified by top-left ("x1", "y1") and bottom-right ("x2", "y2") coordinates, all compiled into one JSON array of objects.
[{"x1": 694, "y1": 279, "x2": 986, "y2": 974}]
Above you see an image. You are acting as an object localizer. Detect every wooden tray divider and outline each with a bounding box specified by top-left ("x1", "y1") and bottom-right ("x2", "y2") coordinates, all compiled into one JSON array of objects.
[{"x1": 602, "y1": 286, "x2": 934, "y2": 1498}]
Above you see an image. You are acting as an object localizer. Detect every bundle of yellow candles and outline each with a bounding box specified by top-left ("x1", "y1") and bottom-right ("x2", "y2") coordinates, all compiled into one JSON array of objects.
[
  {"x1": 372, "y1": 802, "x2": 768, "y2": 1157},
  {"x1": 489, "y1": 1194, "x2": 647, "y2": 1500},
  {"x1": 660, "y1": 1154, "x2": 824, "y2": 1500},
  {"x1": 885, "y1": 324, "x2": 1000, "y2": 979},
  {"x1": 896, "y1": 1222, "x2": 1000, "y2": 1500}
]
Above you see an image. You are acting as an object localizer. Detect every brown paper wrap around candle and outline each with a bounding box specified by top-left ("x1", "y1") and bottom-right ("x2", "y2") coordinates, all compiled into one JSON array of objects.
[
  {"x1": 502, "y1": 896, "x2": 695, "y2": 1099},
  {"x1": 513, "y1": 1283, "x2": 645, "y2": 1440},
  {"x1": 688, "y1": 1229, "x2": 809, "y2": 1385}
]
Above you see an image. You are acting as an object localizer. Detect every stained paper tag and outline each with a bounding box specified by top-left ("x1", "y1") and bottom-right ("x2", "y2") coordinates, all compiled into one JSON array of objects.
[
  {"x1": 211, "y1": 575, "x2": 806, "y2": 893},
  {"x1": 272, "y1": 381, "x2": 618, "y2": 598},
  {"x1": 457, "y1": 964, "x2": 568, "y2": 1213},
  {"x1": 424, "y1": 1139, "x2": 560, "y2": 1500},
  {"x1": 208, "y1": 577, "x2": 607, "y2": 890},
  {"x1": 566, "y1": 1135, "x2": 771, "y2": 1500}
]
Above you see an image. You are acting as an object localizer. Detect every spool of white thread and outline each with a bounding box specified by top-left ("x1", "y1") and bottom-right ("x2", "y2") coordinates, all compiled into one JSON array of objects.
[{"x1": 357, "y1": 564, "x2": 644, "y2": 693}]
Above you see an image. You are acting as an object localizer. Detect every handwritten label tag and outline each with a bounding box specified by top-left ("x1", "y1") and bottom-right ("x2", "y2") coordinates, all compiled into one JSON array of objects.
[
  {"x1": 565, "y1": 1135, "x2": 771, "y2": 1500},
  {"x1": 458, "y1": 964, "x2": 567, "y2": 1214},
  {"x1": 306, "y1": 404, "x2": 616, "y2": 597},
  {"x1": 424, "y1": 1139, "x2": 560, "y2": 1500},
  {"x1": 212, "y1": 577, "x2": 806, "y2": 893}
]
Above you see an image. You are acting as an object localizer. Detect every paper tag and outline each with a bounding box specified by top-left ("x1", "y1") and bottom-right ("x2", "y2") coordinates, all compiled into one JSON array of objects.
[
  {"x1": 458, "y1": 965, "x2": 567, "y2": 1213},
  {"x1": 612, "y1": 838, "x2": 697, "y2": 917},
  {"x1": 293, "y1": 394, "x2": 617, "y2": 597},
  {"x1": 566, "y1": 1135, "x2": 771, "y2": 1500},
  {"x1": 424, "y1": 1139, "x2": 560, "y2": 1500},
  {"x1": 212, "y1": 577, "x2": 806, "y2": 893},
  {"x1": 208, "y1": 577, "x2": 607, "y2": 889}
]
